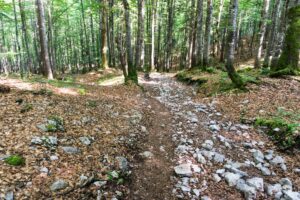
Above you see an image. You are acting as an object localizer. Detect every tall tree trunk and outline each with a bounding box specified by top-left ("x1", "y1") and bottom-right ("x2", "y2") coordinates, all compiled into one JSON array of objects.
[
  {"x1": 80, "y1": 0, "x2": 92, "y2": 70},
  {"x1": 254, "y1": 0, "x2": 270, "y2": 68},
  {"x1": 263, "y1": 0, "x2": 281, "y2": 68},
  {"x1": 203, "y1": 0, "x2": 213, "y2": 67},
  {"x1": 135, "y1": 0, "x2": 145, "y2": 70},
  {"x1": 151, "y1": 0, "x2": 157, "y2": 71},
  {"x1": 215, "y1": 0, "x2": 225, "y2": 57},
  {"x1": 166, "y1": 0, "x2": 175, "y2": 71},
  {"x1": 101, "y1": 0, "x2": 109, "y2": 69},
  {"x1": 109, "y1": 0, "x2": 115, "y2": 67},
  {"x1": 275, "y1": 0, "x2": 300, "y2": 73},
  {"x1": 36, "y1": 0, "x2": 53, "y2": 79},
  {"x1": 122, "y1": 0, "x2": 138, "y2": 83},
  {"x1": 225, "y1": 0, "x2": 244, "y2": 88},
  {"x1": 12, "y1": 0, "x2": 23, "y2": 76},
  {"x1": 187, "y1": 0, "x2": 196, "y2": 69},
  {"x1": 196, "y1": 0, "x2": 204, "y2": 66}
]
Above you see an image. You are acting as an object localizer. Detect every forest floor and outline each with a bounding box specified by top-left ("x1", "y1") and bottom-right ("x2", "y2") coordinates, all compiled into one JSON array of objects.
[{"x1": 0, "y1": 70, "x2": 300, "y2": 200}]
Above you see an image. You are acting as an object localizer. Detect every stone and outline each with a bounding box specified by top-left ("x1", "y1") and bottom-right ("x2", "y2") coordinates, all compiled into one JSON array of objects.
[
  {"x1": 266, "y1": 184, "x2": 282, "y2": 196},
  {"x1": 225, "y1": 165, "x2": 248, "y2": 177},
  {"x1": 50, "y1": 180, "x2": 69, "y2": 191},
  {"x1": 79, "y1": 137, "x2": 91, "y2": 146},
  {"x1": 202, "y1": 140, "x2": 214, "y2": 150},
  {"x1": 193, "y1": 189, "x2": 201, "y2": 197},
  {"x1": 40, "y1": 167, "x2": 49, "y2": 174},
  {"x1": 50, "y1": 155, "x2": 58, "y2": 161},
  {"x1": 283, "y1": 191, "x2": 300, "y2": 200},
  {"x1": 31, "y1": 136, "x2": 43, "y2": 145},
  {"x1": 224, "y1": 172, "x2": 241, "y2": 186},
  {"x1": 200, "y1": 150, "x2": 215, "y2": 160},
  {"x1": 209, "y1": 124, "x2": 220, "y2": 132},
  {"x1": 79, "y1": 175, "x2": 88, "y2": 186},
  {"x1": 37, "y1": 124, "x2": 48, "y2": 132},
  {"x1": 62, "y1": 146, "x2": 80, "y2": 154},
  {"x1": 141, "y1": 126, "x2": 147, "y2": 133},
  {"x1": 246, "y1": 177, "x2": 264, "y2": 192},
  {"x1": 201, "y1": 196, "x2": 212, "y2": 200},
  {"x1": 176, "y1": 145, "x2": 190, "y2": 154},
  {"x1": 191, "y1": 164, "x2": 201, "y2": 173},
  {"x1": 213, "y1": 153, "x2": 225, "y2": 163},
  {"x1": 253, "y1": 150, "x2": 264, "y2": 163},
  {"x1": 139, "y1": 151, "x2": 154, "y2": 159},
  {"x1": 42, "y1": 136, "x2": 58, "y2": 146},
  {"x1": 181, "y1": 185, "x2": 191, "y2": 192},
  {"x1": 281, "y1": 163, "x2": 287, "y2": 171},
  {"x1": 213, "y1": 174, "x2": 221, "y2": 183},
  {"x1": 280, "y1": 178, "x2": 293, "y2": 191},
  {"x1": 236, "y1": 179, "x2": 256, "y2": 200},
  {"x1": 260, "y1": 166, "x2": 271, "y2": 176},
  {"x1": 174, "y1": 164, "x2": 193, "y2": 177},
  {"x1": 294, "y1": 168, "x2": 300, "y2": 173},
  {"x1": 197, "y1": 154, "x2": 207, "y2": 164},
  {"x1": 216, "y1": 169, "x2": 225, "y2": 176},
  {"x1": 5, "y1": 191, "x2": 13, "y2": 200},
  {"x1": 271, "y1": 156, "x2": 285, "y2": 165},
  {"x1": 115, "y1": 156, "x2": 129, "y2": 172},
  {"x1": 94, "y1": 181, "x2": 107, "y2": 188}
]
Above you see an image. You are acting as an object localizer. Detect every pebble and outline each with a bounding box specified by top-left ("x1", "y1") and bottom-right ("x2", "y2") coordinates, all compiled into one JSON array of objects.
[
  {"x1": 209, "y1": 124, "x2": 220, "y2": 132},
  {"x1": 283, "y1": 190, "x2": 300, "y2": 200},
  {"x1": 246, "y1": 177, "x2": 264, "y2": 192},
  {"x1": 5, "y1": 191, "x2": 13, "y2": 200},
  {"x1": 115, "y1": 156, "x2": 129, "y2": 172},
  {"x1": 271, "y1": 156, "x2": 285, "y2": 165},
  {"x1": 50, "y1": 155, "x2": 59, "y2": 161},
  {"x1": 253, "y1": 150, "x2": 264, "y2": 163},
  {"x1": 202, "y1": 140, "x2": 214, "y2": 150},
  {"x1": 213, "y1": 153, "x2": 225, "y2": 163},
  {"x1": 50, "y1": 179, "x2": 69, "y2": 191},
  {"x1": 236, "y1": 179, "x2": 256, "y2": 200},
  {"x1": 139, "y1": 151, "x2": 154, "y2": 159},
  {"x1": 266, "y1": 184, "x2": 282, "y2": 196},
  {"x1": 79, "y1": 137, "x2": 91, "y2": 145},
  {"x1": 174, "y1": 164, "x2": 193, "y2": 177},
  {"x1": 213, "y1": 174, "x2": 221, "y2": 183},
  {"x1": 224, "y1": 172, "x2": 241, "y2": 186},
  {"x1": 62, "y1": 146, "x2": 80, "y2": 154}
]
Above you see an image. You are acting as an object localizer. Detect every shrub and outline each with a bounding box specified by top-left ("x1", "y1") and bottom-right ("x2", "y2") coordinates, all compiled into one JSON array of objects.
[{"x1": 5, "y1": 155, "x2": 25, "y2": 166}]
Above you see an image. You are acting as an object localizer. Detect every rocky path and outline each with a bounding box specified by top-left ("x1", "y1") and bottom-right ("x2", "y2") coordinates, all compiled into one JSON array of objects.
[{"x1": 132, "y1": 73, "x2": 300, "y2": 200}]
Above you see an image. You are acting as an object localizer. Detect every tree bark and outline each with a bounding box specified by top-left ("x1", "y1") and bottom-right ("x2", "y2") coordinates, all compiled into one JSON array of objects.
[
  {"x1": 36, "y1": 0, "x2": 53, "y2": 79},
  {"x1": 203, "y1": 0, "x2": 213, "y2": 67},
  {"x1": 122, "y1": 0, "x2": 138, "y2": 83},
  {"x1": 166, "y1": 0, "x2": 175, "y2": 71},
  {"x1": 225, "y1": 0, "x2": 244, "y2": 88},
  {"x1": 135, "y1": 0, "x2": 145, "y2": 70},
  {"x1": 254, "y1": 0, "x2": 270, "y2": 68},
  {"x1": 101, "y1": 0, "x2": 109, "y2": 69},
  {"x1": 196, "y1": 0, "x2": 204, "y2": 66}
]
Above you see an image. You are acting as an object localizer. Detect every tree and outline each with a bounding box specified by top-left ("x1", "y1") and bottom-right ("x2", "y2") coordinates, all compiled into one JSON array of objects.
[
  {"x1": 273, "y1": 0, "x2": 300, "y2": 75},
  {"x1": 122, "y1": 0, "x2": 138, "y2": 84},
  {"x1": 254, "y1": 0, "x2": 270, "y2": 68},
  {"x1": 101, "y1": 0, "x2": 109, "y2": 69},
  {"x1": 135, "y1": 0, "x2": 145, "y2": 70},
  {"x1": 203, "y1": 0, "x2": 213, "y2": 67},
  {"x1": 225, "y1": 0, "x2": 244, "y2": 88},
  {"x1": 165, "y1": 0, "x2": 175, "y2": 72},
  {"x1": 36, "y1": 0, "x2": 53, "y2": 79},
  {"x1": 196, "y1": 0, "x2": 204, "y2": 67}
]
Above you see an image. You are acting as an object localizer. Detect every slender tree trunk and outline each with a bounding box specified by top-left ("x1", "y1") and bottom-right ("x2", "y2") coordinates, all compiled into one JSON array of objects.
[
  {"x1": 135, "y1": 0, "x2": 145, "y2": 70},
  {"x1": 187, "y1": 0, "x2": 196, "y2": 69},
  {"x1": 203, "y1": 0, "x2": 213, "y2": 67},
  {"x1": 122, "y1": 0, "x2": 138, "y2": 83},
  {"x1": 225, "y1": 0, "x2": 244, "y2": 88},
  {"x1": 36, "y1": 0, "x2": 53, "y2": 79},
  {"x1": 151, "y1": 0, "x2": 157, "y2": 71},
  {"x1": 215, "y1": 0, "x2": 225, "y2": 57},
  {"x1": 166, "y1": 0, "x2": 175, "y2": 71},
  {"x1": 109, "y1": 0, "x2": 115, "y2": 67},
  {"x1": 196, "y1": 0, "x2": 204, "y2": 66},
  {"x1": 276, "y1": 0, "x2": 300, "y2": 72},
  {"x1": 254, "y1": 0, "x2": 270, "y2": 68},
  {"x1": 263, "y1": 0, "x2": 281, "y2": 68},
  {"x1": 12, "y1": 0, "x2": 23, "y2": 76},
  {"x1": 100, "y1": 0, "x2": 109, "y2": 69}
]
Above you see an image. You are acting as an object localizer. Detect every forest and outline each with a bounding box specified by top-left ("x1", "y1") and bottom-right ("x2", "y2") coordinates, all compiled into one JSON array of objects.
[{"x1": 0, "y1": 0, "x2": 299, "y2": 199}]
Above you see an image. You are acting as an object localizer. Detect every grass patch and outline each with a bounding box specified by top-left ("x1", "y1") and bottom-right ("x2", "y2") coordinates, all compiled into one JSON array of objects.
[
  {"x1": 5, "y1": 155, "x2": 25, "y2": 166},
  {"x1": 177, "y1": 68, "x2": 261, "y2": 96},
  {"x1": 27, "y1": 75, "x2": 84, "y2": 89},
  {"x1": 255, "y1": 117, "x2": 300, "y2": 149},
  {"x1": 98, "y1": 73, "x2": 120, "y2": 84},
  {"x1": 20, "y1": 103, "x2": 33, "y2": 113}
]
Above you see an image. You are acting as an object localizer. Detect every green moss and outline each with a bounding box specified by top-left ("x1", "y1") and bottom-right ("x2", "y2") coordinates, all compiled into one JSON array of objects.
[
  {"x1": 5, "y1": 155, "x2": 25, "y2": 166},
  {"x1": 32, "y1": 88, "x2": 53, "y2": 96},
  {"x1": 255, "y1": 117, "x2": 300, "y2": 149},
  {"x1": 270, "y1": 67, "x2": 299, "y2": 77},
  {"x1": 20, "y1": 103, "x2": 33, "y2": 113},
  {"x1": 78, "y1": 88, "x2": 86, "y2": 95},
  {"x1": 86, "y1": 100, "x2": 97, "y2": 107}
]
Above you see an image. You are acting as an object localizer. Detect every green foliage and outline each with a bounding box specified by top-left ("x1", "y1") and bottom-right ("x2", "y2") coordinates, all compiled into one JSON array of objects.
[
  {"x1": 98, "y1": 73, "x2": 118, "y2": 84},
  {"x1": 20, "y1": 103, "x2": 33, "y2": 113},
  {"x1": 46, "y1": 115, "x2": 65, "y2": 132},
  {"x1": 78, "y1": 88, "x2": 86, "y2": 95},
  {"x1": 107, "y1": 171, "x2": 125, "y2": 185},
  {"x1": 255, "y1": 117, "x2": 300, "y2": 149},
  {"x1": 269, "y1": 67, "x2": 299, "y2": 78},
  {"x1": 86, "y1": 100, "x2": 97, "y2": 107},
  {"x1": 33, "y1": 88, "x2": 53, "y2": 96},
  {"x1": 5, "y1": 155, "x2": 25, "y2": 166}
]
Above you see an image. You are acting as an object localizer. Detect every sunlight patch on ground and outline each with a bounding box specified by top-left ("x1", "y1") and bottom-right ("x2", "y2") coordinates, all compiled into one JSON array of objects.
[{"x1": 0, "y1": 78, "x2": 34, "y2": 90}]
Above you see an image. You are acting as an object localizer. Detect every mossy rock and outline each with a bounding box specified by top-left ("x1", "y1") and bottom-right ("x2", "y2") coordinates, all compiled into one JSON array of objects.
[{"x1": 5, "y1": 155, "x2": 25, "y2": 166}]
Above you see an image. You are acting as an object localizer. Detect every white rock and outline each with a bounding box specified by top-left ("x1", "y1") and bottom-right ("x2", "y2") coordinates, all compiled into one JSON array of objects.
[
  {"x1": 62, "y1": 146, "x2": 80, "y2": 154},
  {"x1": 224, "y1": 172, "x2": 241, "y2": 186},
  {"x1": 253, "y1": 150, "x2": 264, "y2": 163},
  {"x1": 79, "y1": 137, "x2": 91, "y2": 145},
  {"x1": 209, "y1": 124, "x2": 220, "y2": 132},
  {"x1": 283, "y1": 190, "x2": 300, "y2": 200},
  {"x1": 191, "y1": 164, "x2": 201, "y2": 173},
  {"x1": 213, "y1": 153, "x2": 225, "y2": 163},
  {"x1": 236, "y1": 179, "x2": 256, "y2": 200},
  {"x1": 174, "y1": 164, "x2": 193, "y2": 177},
  {"x1": 246, "y1": 177, "x2": 264, "y2": 192},
  {"x1": 271, "y1": 156, "x2": 285, "y2": 165},
  {"x1": 50, "y1": 180, "x2": 69, "y2": 191},
  {"x1": 193, "y1": 189, "x2": 201, "y2": 197},
  {"x1": 266, "y1": 184, "x2": 282, "y2": 196},
  {"x1": 213, "y1": 174, "x2": 221, "y2": 183},
  {"x1": 280, "y1": 178, "x2": 293, "y2": 191},
  {"x1": 197, "y1": 153, "x2": 207, "y2": 164},
  {"x1": 139, "y1": 151, "x2": 154, "y2": 159},
  {"x1": 50, "y1": 155, "x2": 59, "y2": 161}
]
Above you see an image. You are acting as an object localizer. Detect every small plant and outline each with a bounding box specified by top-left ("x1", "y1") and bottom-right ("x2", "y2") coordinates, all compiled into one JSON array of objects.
[
  {"x1": 5, "y1": 155, "x2": 25, "y2": 166},
  {"x1": 20, "y1": 103, "x2": 33, "y2": 113},
  {"x1": 78, "y1": 88, "x2": 86, "y2": 95},
  {"x1": 107, "y1": 170, "x2": 126, "y2": 185},
  {"x1": 33, "y1": 88, "x2": 53, "y2": 96},
  {"x1": 86, "y1": 100, "x2": 97, "y2": 107}
]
